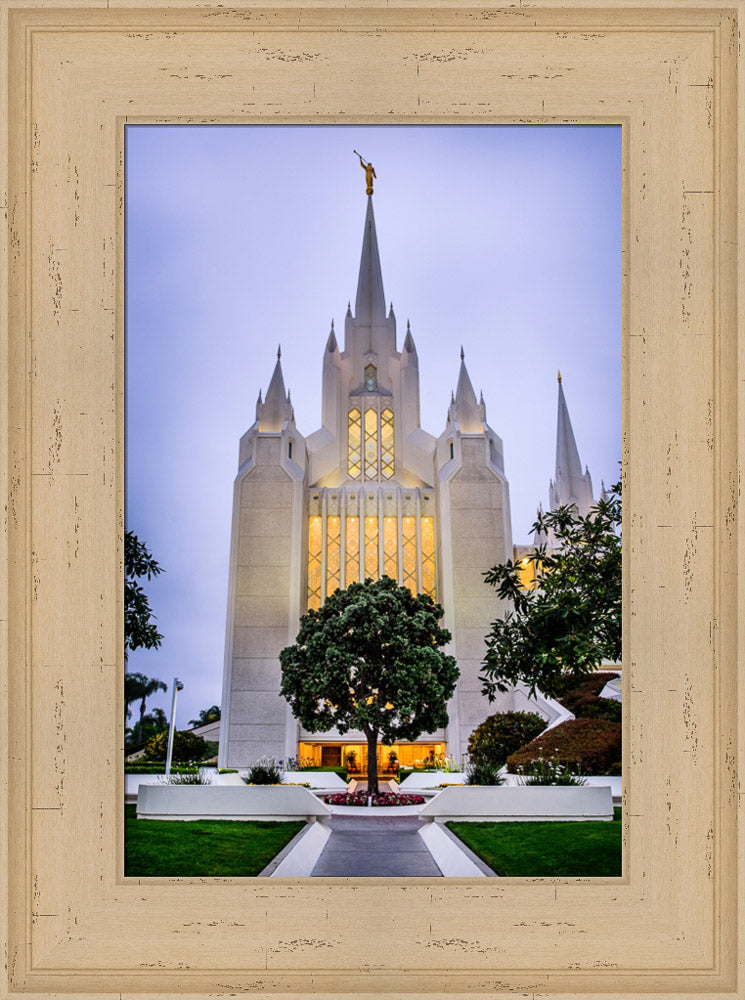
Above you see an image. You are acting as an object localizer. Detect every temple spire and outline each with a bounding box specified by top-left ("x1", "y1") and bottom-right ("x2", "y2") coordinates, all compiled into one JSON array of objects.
[
  {"x1": 354, "y1": 196, "x2": 386, "y2": 324},
  {"x1": 259, "y1": 348, "x2": 292, "y2": 432},
  {"x1": 452, "y1": 349, "x2": 483, "y2": 433},
  {"x1": 550, "y1": 375, "x2": 594, "y2": 515}
]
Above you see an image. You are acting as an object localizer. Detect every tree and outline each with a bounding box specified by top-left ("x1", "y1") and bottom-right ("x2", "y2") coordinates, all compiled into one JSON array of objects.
[
  {"x1": 189, "y1": 705, "x2": 221, "y2": 728},
  {"x1": 124, "y1": 529, "x2": 164, "y2": 656},
  {"x1": 481, "y1": 479, "x2": 621, "y2": 702},
  {"x1": 125, "y1": 706, "x2": 168, "y2": 747},
  {"x1": 279, "y1": 576, "x2": 458, "y2": 795},
  {"x1": 124, "y1": 671, "x2": 167, "y2": 741}
]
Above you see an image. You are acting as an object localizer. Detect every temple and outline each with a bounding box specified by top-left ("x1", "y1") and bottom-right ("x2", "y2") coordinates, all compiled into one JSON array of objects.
[{"x1": 218, "y1": 188, "x2": 600, "y2": 771}]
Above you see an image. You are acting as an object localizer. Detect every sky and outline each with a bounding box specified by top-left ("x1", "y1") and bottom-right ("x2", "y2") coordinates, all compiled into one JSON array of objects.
[{"x1": 125, "y1": 124, "x2": 622, "y2": 729}]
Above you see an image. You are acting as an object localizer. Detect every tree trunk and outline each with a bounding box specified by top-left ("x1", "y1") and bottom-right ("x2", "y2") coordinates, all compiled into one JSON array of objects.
[
  {"x1": 138, "y1": 696, "x2": 147, "y2": 745},
  {"x1": 365, "y1": 729, "x2": 379, "y2": 796}
]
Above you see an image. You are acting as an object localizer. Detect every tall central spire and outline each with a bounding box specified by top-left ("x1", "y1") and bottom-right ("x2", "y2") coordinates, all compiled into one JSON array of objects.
[{"x1": 354, "y1": 195, "x2": 386, "y2": 324}]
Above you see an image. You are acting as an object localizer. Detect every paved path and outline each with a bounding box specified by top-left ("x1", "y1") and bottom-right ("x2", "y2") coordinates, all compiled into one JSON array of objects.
[{"x1": 310, "y1": 814, "x2": 443, "y2": 877}]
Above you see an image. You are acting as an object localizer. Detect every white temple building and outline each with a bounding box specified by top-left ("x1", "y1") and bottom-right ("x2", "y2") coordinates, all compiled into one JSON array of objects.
[{"x1": 218, "y1": 186, "x2": 600, "y2": 771}]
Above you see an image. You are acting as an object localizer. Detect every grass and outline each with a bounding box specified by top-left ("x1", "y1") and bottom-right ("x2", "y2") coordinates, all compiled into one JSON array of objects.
[
  {"x1": 124, "y1": 805, "x2": 304, "y2": 877},
  {"x1": 447, "y1": 807, "x2": 622, "y2": 877}
]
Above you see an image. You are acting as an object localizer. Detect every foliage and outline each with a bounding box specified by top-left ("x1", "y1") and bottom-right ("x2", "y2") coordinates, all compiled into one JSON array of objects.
[
  {"x1": 481, "y1": 480, "x2": 621, "y2": 701},
  {"x1": 322, "y1": 790, "x2": 425, "y2": 807},
  {"x1": 506, "y1": 718, "x2": 622, "y2": 776},
  {"x1": 124, "y1": 805, "x2": 304, "y2": 877},
  {"x1": 143, "y1": 728, "x2": 209, "y2": 763},
  {"x1": 467, "y1": 710, "x2": 546, "y2": 769},
  {"x1": 124, "y1": 671, "x2": 168, "y2": 746},
  {"x1": 465, "y1": 760, "x2": 505, "y2": 786},
  {"x1": 189, "y1": 705, "x2": 221, "y2": 727},
  {"x1": 125, "y1": 704, "x2": 168, "y2": 749},
  {"x1": 446, "y1": 810, "x2": 622, "y2": 877},
  {"x1": 245, "y1": 757, "x2": 285, "y2": 785},
  {"x1": 124, "y1": 530, "x2": 164, "y2": 656},
  {"x1": 279, "y1": 576, "x2": 458, "y2": 795},
  {"x1": 551, "y1": 671, "x2": 622, "y2": 722},
  {"x1": 517, "y1": 758, "x2": 587, "y2": 785}
]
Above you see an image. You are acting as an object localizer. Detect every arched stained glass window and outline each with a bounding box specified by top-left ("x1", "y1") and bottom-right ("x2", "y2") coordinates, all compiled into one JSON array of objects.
[{"x1": 348, "y1": 408, "x2": 362, "y2": 479}]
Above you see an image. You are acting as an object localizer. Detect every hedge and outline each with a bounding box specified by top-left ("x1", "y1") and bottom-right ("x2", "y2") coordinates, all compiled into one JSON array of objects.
[
  {"x1": 467, "y1": 711, "x2": 546, "y2": 769},
  {"x1": 506, "y1": 718, "x2": 622, "y2": 776}
]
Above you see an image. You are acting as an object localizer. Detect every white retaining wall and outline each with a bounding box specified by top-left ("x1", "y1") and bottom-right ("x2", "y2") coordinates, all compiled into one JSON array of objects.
[
  {"x1": 419, "y1": 784, "x2": 613, "y2": 822},
  {"x1": 137, "y1": 784, "x2": 332, "y2": 821}
]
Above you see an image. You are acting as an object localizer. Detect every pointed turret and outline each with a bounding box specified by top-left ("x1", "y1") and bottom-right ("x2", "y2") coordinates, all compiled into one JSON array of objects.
[
  {"x1": 258, "y1": 346, "x2": 293, "y2": 432},
  {"x1": 403, "y1": 320, "x2": 417, "y2": 356},
  {"x1": 354, "y1": 196, "x2": 386, "y2": 324},
  {"x1": 549, "y1": 373, "x2": 594, "y2": 515},
  {"x1": 451, "y1": 348, "x2": 483, "y2": 433},
  {"x1": 325, "y1": 320, "x2": 338, "y2": 354}
]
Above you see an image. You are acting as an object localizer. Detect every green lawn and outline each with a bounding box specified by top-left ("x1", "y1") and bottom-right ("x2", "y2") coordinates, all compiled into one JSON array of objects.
[
  {"x1": 447, "y1": 807, "x2": 622, "y2": 877},
  {"x1": 124, "y1": 805, "x2": 304, "y2": 877}
]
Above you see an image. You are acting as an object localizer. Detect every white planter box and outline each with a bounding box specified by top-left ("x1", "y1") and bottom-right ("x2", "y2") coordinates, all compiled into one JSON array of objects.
[
  {"x1": 398, "y1": 771, "x2": 466, "y2": 790},
  {"x1": 419, "y1": 784, "x2": 614, "y2": 822},
  {"x1": 137, "y1": 784, "x2": 331, "y2": 821},
  {"x1": 282, "y1": 771, "x2": 348, "y2": 790}
]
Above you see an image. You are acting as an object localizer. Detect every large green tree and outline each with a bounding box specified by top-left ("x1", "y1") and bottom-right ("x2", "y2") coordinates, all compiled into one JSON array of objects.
[
  {"x1": 124, "y1": 529, "x2": 164, "y2": 656},
  {"x1": 279, "y1": 576, "x2": 458, "y2": 795},
  {"x1": 481, "y1": 479, "x2": 621, "y2": 702},
  {"x1": 189, "y1": 705, "x2": 221, "y2": 728}
]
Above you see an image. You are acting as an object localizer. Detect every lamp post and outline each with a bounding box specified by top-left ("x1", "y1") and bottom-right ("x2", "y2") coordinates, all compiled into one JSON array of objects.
[{"x1": 165, "y1": 677, "x2": 184, "y2": 778}]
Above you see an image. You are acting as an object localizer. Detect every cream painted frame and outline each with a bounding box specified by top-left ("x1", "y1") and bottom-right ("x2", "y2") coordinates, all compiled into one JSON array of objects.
[{"x1": 1, "y1": 2, "x2": 742, "y2": 997}]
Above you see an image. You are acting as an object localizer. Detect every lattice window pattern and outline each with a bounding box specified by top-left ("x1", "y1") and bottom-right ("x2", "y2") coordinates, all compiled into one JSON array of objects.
[
  {"x1": 364, "y1": 363, "x2": 377, "y2": 391},
  {"x1": 381, "y1": 408, "x2": 394, "y2": 479},
  {"x1": 402, "y1": 515, "x2": 417, "y2": 594},
  {"x1": 364, "y1": 408, "x2": 378, "y2": 479},
  {"x1": 364, "y1": 515, "x2": 378, "y2": 580},
  {"x1": 307, "y1": 516, "x2": 323, "y2": 610},
  {"x1": 348, "y1": 408, "x2": 362, "y2": 479},
  {"x1": 326, "y1": 516, "x2": 341, "y2": 597},
  {"x1": 383, "y1": 515, "x2": 397, "y2": 579},
  {"x1": 346, "y1": 516, "x2": 360, "y2": 585},
  {"x1": 421, "y1": 516, "x2": 436, "y2": 599}
]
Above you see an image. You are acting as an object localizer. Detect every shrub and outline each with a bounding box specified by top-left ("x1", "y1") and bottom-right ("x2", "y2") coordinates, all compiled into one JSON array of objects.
[
  {"x1": 552, "y1": 672, "x2": 620, "y2": 714},
  {"x1": 158, "y1": 771, "x2": 210, "y2": 785},
  {"x1": 125, "y1": 763, "x2": 199, "y2": 774},
  {"x1": 572, "y1": 696, "x2": 622, "y2": 722},
  {"x1": 506, "y1": 718, "x2": 622, "y2": 776},
  {"x1": 517, "y1": 759, "x2": 587, "y2": 785},
  {"x1": 143, "y1": 729, "x2": 209, "y2": 762},
  {"x1": 465, "y1": 760, "x2": 505, "y2": 786},
  {"x1": 245, "y1": 756, "x2": 284, "y2": 785},
  {"x1": 467, "y1": 711, "x2": 546, "y2": 769}
]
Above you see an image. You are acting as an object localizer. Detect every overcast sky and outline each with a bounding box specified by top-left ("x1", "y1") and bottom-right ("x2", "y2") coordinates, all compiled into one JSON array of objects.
[{"x1": 125, "y1": 124, "x2": 622, "y2": 729}]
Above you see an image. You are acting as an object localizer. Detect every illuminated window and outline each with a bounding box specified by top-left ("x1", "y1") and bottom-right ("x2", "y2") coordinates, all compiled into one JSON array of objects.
[
  {"x1": 383, "y1": 516, "x2": 397, "y2": 579},
  {"x1": 364, "y1": 408, "x2": 378, "y2": 479},
  {"x1": 307, "y1": 516, "x2": 322, "y2": 610},
  {"x1": 364, "y1": 363, "x2": 377, "y2": 391},
  {"x1": 517, "y1": 555, "x2": 539, "y2": 591},
  {"x1": 346, "y1": 516, "x2": 360, "y2": 584},
  {"x1": 421, "y1": 516, "x2": 436, "y2": 598},
  {"x1": 364, "y1": 515, "x2": 378, "y2": 580},
  {"x1": 402, "y1": 515, "x2": 417, "y2": 593},
  {"x1": 326, "y1": 516, "x2": 341, "y2": 596},
  {"x1": 449, "y1": 440, "x2": 454, "y2": 460},
  {"x1": 348, "y1": 409, "x2": 362, "y2": 479},
  {"x1": 381, "y1": 408, "x2": 394, "y2": 479}
]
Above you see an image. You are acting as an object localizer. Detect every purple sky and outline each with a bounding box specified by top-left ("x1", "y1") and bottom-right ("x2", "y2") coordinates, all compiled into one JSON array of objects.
[{"x1": 125, "y1": 124, "x2": 622, "y2": 729}]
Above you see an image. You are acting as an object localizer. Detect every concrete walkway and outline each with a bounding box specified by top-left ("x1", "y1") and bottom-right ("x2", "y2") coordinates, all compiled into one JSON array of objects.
[{"x1": 310, "y1": 814, "x2": 443, "y2": 877}]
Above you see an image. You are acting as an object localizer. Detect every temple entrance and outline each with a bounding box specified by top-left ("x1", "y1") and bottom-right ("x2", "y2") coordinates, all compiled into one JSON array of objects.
[{"x1": 298, "y1": 741, "x2": 446, "y2": 777}]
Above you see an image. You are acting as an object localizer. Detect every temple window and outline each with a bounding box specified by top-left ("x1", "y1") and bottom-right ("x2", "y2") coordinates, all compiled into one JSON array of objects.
[
  {"x1": 307, "y1": 516, "x2": 323, "y2": 610},
  {"x1": 364, "y1": 407, "x2": 378, "y2": 478},
  {"x1": 326, "y1": 516, "x2": 341, "y2": 596},
  {"x1": 380, "y1": 408, "x2": 394, "y2": 479},
  {"x1": 421, "y1": 516, "x2": 436, "y2": 598},
  {"x1": 402, "y1": 515, "x2": 417, "y2": 594},
  {"x1": 364, "y1": 363, "x2": 377, "y2": 391},
  {"x1": 346, "y1": 516, "x2": 360, "y2": 585},
  {"x1": 347, "y1": 408, "x2": 362, "y2": 479}
]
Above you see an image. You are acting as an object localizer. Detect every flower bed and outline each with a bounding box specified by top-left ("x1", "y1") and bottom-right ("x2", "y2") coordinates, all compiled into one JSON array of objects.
[{"x1": 323, "y1": 790, "x2": 425, "y2": 807}]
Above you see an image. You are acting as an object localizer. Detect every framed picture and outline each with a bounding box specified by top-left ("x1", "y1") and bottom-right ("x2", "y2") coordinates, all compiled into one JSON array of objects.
[{"x1": 2, "y1": 2, "x2": 740, "y2": 997}]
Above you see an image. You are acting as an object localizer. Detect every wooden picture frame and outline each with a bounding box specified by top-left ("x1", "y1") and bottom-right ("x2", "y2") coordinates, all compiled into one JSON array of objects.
[{"x1": 1, "y1": 2, "x2": 741, "y2": 997}]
